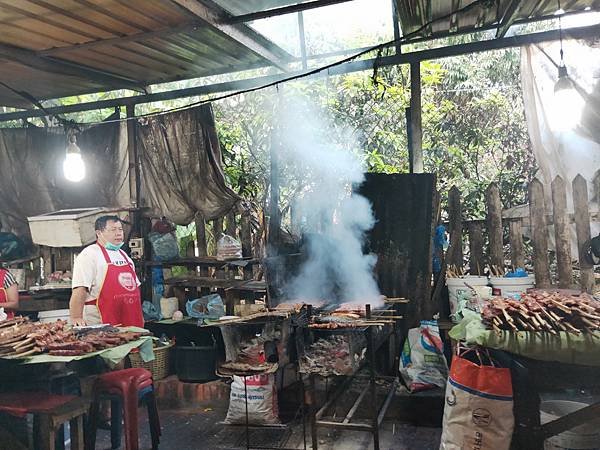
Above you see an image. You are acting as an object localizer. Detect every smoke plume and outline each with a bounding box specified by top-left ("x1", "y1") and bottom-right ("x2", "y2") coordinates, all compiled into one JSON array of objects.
[{"x1": 275, "y1": 89, "x2": 381, "y2": 306}]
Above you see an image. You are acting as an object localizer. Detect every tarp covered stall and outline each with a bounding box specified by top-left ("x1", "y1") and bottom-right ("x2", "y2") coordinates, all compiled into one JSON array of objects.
[{"x1": 0, "y1": 104, "x2": 239, "y2": 242}]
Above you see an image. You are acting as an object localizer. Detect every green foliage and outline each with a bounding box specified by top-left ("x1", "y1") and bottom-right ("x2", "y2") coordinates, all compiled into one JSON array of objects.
[{"x1": 213, "y1": 47, "x2": 536, "y2": 221}]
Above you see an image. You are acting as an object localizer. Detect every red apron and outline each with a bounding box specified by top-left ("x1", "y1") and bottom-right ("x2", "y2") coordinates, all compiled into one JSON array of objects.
[
  {"x1": 90, "y1": 244, "x2": 144, "y2": 328},
  {"x1": 0, "y1": 270, "x2": 15, "y2": 320}
]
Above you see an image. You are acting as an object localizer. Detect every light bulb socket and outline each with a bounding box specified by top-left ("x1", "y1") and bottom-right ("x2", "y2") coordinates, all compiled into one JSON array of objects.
[{"x1": 554, "y1": 65, "x2": 574, "y2": 93}]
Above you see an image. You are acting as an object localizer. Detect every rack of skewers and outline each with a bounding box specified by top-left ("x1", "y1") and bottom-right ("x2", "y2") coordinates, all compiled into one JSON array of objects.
[
  {"x1": 299, "y1": 299, "x2": 405, "y2": 450},
  {"x1": 306, "y1": 297, "x2": 407, "y2": 330},
  {"x1": 446, "y1": 265, "x2": 466, "y2": 278},
  {"x1": 0, "y1": 317, "x2": 147, "y2": 358},
  {"x1": 482, "y1": 291, "x2": 600, "y2": 335}
]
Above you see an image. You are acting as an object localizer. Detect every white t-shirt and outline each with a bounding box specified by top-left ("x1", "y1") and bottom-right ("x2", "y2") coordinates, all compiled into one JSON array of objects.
[{"x1": 71, "y1": 243, "x2": 140, "y2": 303}]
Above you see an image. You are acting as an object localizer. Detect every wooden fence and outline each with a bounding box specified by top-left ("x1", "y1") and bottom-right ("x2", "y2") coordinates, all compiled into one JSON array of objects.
[{"x1": 445, "y1": 172, "x2": 599, "y2": 293}]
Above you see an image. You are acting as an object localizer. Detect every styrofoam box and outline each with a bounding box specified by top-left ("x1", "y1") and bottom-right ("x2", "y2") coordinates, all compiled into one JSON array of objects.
[{"x1": 28, "y1": 208, "x2": 107, "y2": 248}]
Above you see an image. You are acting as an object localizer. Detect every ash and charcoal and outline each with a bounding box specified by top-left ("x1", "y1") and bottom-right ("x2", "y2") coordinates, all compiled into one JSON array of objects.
[{"x1": 299, "y1": 335, "x2": 366, "y2": 376}]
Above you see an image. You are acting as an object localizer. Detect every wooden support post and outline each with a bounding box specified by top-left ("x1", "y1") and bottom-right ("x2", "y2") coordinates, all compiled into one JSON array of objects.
[
  {"x1": 268, "y1": 121, "x2": 282, "y2": 256},
  {"x1": 126, "y1": 105, "x2": 140, "y2": 235},
  {"x1": 409, "y1": 62, "x2": 423, "y2": 173},
  {"x1": 529, "y1": 179, "x2": 551, "y2": 288},
  {"x1": 213, "y1": 218, "x2": 224, "y2": 250},
  {"x1": 225, "y1": 210, "x2": 237, "y2": 238},
  {"x1": 551, "y1": 176, "x2": 573, "y2": 288},
  {"x1": 195, "y1": 213, "x2": 207, "y2": 257},
  {"x1": 240, "y1": 211, "x2": 253, "y2": 258},
  {"x1": 447, "y1": 186, "x2": 463, "y2": 268},
  {"x1": 508, "y1": 220, "x2": 525, "y2": 269},
  {"x1": 572, "y1": 175, "x2": 594, "y2": 293},
  {"x1": 486, "y1": 183, "x2": 504, "y2": 269},
  {"x1": 468, "y1": 222, "x2": 484, "y2": 275}
]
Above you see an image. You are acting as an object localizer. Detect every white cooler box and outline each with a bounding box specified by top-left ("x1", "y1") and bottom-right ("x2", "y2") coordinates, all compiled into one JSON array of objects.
[{"x1": 28, "y1": 208, "x2": 107, "y2": 247}]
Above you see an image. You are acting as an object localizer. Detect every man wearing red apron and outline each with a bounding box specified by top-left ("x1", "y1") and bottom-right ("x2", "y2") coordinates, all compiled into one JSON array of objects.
[
  {"x1": 69, "y1": 215, "x2": 144, "y2": 328},
  {"x1": 0, "y1": 268, "x2": 19, "y2": 319}
]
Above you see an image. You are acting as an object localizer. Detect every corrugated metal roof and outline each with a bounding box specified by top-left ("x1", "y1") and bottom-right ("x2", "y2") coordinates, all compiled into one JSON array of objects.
[
  {"x1": 211, "y1": 0, "x2": 306, "y2": 16},
  {"x1": 1, "y1": 0, "x2": 598, "y2": 108},
  {"x1": 0, "y1": 0, "x2": 293, "y2": 107},
  {"x1": 396, "y1": 0, "x2": 599, "y2": 40}
]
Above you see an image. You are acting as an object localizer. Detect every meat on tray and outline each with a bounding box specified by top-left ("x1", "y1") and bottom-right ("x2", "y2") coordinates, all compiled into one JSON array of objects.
[
  {"x1": 0, "y1": 317, "x2": 146, "y2": 358},
  {"x1": 482, "y1": 291, "x2": 600, "y2": 334}
]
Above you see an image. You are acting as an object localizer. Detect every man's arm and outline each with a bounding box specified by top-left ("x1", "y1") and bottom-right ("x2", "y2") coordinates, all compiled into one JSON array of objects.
[{"x1": 69, "y1": 286, "x2": 88, "y2": 326}]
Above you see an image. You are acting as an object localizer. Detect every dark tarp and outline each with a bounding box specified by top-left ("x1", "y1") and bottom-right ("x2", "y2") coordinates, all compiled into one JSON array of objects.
[
  {"x1": 0, "y1": 103, "x2": 240, "y2": 241},
  {"x1": 0, "y1": 113, "x2": 129, "y2": 240},
  {"x1": 136, "y1": 104, "x2": 240, "y2": 224}
]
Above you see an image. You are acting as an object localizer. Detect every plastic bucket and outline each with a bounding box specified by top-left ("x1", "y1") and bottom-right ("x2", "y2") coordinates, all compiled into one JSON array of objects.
[
  {"x1": 541, "y1": 400, "x2": 600, "y2": 449},
  {"x1": 447, "y1": 276, "x2": 489, "y2": 317},
  {"x1": 490, "y1": 275, "x2": 535, "y2": 298},
  {"x1": 176, "y1": 346, "x2": 218, "y2": 383}
]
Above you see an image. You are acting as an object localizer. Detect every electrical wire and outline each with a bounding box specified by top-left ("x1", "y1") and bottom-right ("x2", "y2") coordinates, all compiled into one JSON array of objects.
[{"x1": 17, "y1": 0, "x2": 495, "y2": 126}]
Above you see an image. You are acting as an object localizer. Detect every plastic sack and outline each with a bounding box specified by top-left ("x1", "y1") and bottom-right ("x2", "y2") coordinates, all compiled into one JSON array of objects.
[
  {"x1": 148, "y1": 231, "x2": 179, "y2": 261},
  {"x1": 400, "y1": 320, "x2": 448, "y2": 392},
  {"x1": 151, "y1": 266, "x2": 164, "y2": 306},
  {"x1": 216, "y1": 234, "x2": 242, "y2": 260},
  {"x1": 224, "y1": 374, "x2": 280, "y2": 425},
  {"x1": 440, "y1": 345, "x2": 514, "y2": 450},
  {"x1": 160, "y1": 297, "x2": 179, "y2": 319},
  {"x1": 185, "y1": 294, "x2": 225, "y2": 321},
  {"x1": 142, "y1": 301, "x2": 162, "y2": 322}
]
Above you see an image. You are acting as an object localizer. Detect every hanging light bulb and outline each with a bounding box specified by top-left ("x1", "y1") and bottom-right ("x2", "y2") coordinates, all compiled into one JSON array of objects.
[
  {"x1": 552, "y1": 0, "x2": 583, "y2": 132},
  {"x1": 63, "y1": 133, "x2": 86, "y2": 182}
]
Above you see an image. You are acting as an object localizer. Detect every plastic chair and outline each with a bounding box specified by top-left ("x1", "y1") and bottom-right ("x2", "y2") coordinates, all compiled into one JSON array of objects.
[{"x1": 86, "y1": 368, "x2": 160, "y2": 450}]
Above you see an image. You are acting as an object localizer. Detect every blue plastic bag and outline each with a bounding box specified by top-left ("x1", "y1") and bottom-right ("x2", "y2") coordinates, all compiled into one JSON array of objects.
[
  {"x1": 142, "y1": 301, "x2": 162, "y2": 321},
  {"x1": 505, "y1": 268, "x2": 527, "y2": 278},
  {"x1": 186, "y1": 294, "x2": 225, "y2": 321},
  {"x1": 148, "y1": 231, "x2": 179, "y2": 261}
]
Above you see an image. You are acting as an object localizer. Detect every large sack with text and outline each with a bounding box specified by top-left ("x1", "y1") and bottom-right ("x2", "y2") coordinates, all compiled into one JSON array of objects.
[
  {"x1": 224, "y1": 374, "x2": 280, "y2": 425},
  {"x1": 440, "y1": 345, "x2": 513, "y2": 450}
]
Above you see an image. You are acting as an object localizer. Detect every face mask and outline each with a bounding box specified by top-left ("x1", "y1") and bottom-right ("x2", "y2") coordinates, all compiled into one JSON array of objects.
[
  {"x1": 105, "y1": 241, "x2": 124, "y2": 251},
  {"x1": 98, "y1": 232, "x2": 124, "y2": 251}
]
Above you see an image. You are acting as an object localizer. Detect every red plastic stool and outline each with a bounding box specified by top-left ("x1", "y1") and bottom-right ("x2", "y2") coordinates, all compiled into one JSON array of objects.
[
  {"x1": 86, "y1": 368, "x2": 160, "y2": 450},
  {"x1": 0, "y1": 391, "x2": 88, "y2": 450}
]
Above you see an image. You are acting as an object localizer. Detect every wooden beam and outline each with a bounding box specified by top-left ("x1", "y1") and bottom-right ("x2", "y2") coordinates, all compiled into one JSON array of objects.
[
  {"x1": 496, "y1": 0, "x2": 524, "y2": 38},
  {"x1": 0, "y1": 42, "x2": 144, "y2": 92},
  {"x1": 409, "y1": 61, "x2": 423, "y2": 173},
  {"x1": 2, "y1": 23, "x2": 599, "y2": 120},
  {"x1": 226, "y1": 0, "x2": 355, "y2": 23},
  {"x1": 170, "y1": 0, "x2": 290, "y2": 71}
]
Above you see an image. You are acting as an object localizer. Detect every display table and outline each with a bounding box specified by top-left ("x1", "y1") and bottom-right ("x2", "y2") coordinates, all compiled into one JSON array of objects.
[{"x1": 450, "y1": 312, "x2": 600, "y2": 450}]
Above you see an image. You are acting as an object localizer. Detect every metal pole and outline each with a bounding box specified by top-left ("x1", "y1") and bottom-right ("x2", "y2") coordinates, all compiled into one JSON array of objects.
[
  {"x1": 365, "y1": 304, "x2": 380, "y2": 450},
  {"x1": 391, "y1": 0, "x2": 402, "y2": 55},
  {"x1": 298, "y1": 12, "x2": 308, "y2": 70},
  {"x1": 244, "y1": 376, "x2": 250, "y2": 450},
  {"x1": 409, "y1": 62, "x2": 423, "y2": 173},
  {"x1": 310, "y1": 374, "x2": 318, "y2": 450}
]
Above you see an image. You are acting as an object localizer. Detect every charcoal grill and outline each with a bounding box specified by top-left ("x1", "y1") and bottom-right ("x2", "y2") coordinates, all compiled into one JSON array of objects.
[{"x1": 299, "y1": 303, "x2": 404, "y2": 450}]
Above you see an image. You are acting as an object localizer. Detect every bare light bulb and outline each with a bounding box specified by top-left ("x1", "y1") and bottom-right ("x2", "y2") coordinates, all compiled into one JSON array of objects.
[
  {"x1": 552, "y1": 66, "x2": 584, "y2": 132},
  {"x1": 63, "y1": 134, "x2": 86, "y2": 182}
]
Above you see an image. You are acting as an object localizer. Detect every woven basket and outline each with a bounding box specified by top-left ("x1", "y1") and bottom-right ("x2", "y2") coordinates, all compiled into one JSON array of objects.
[{"x1": 129, "y1": 342, "x2": 173, "y2": 380}]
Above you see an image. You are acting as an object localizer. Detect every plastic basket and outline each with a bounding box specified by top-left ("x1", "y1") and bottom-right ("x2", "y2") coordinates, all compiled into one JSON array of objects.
[{"x1": 129, "y1": 342, "x2": 173, "y2": 380}]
